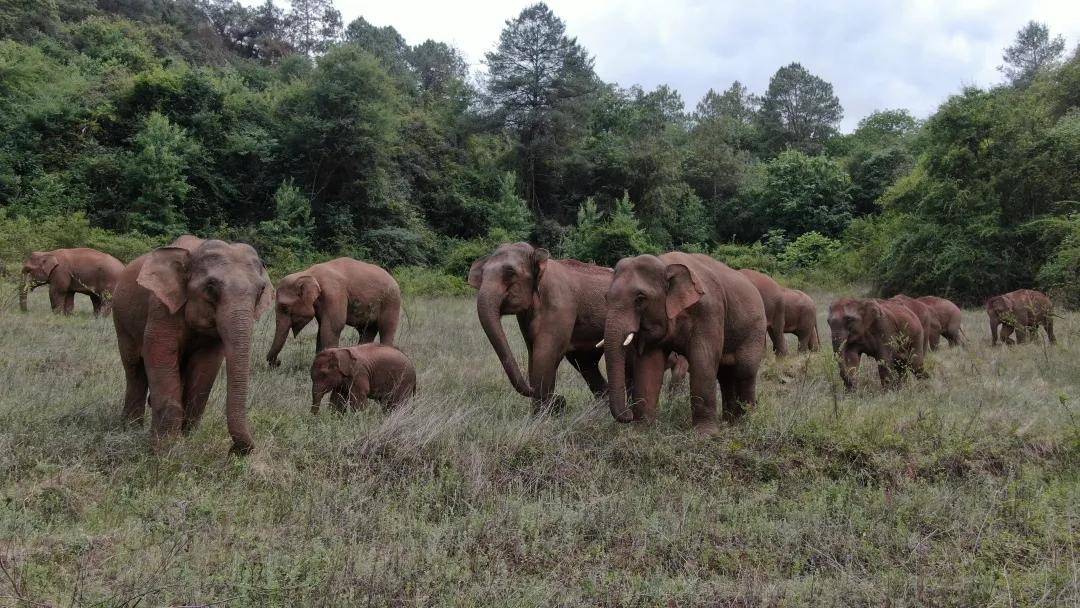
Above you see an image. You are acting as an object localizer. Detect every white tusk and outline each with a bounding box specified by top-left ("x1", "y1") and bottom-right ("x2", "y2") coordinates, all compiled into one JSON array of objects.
[
  {"x1": 623, "y1": 333, "x2": 635, "y2": 346},
  {"x1": 595, "y1": 340, "x2": 604, "y2": 348}
]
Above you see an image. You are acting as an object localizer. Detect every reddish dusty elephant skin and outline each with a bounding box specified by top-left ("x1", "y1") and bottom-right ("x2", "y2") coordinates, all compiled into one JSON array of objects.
[
  {"x1": 469, "y1": 242, "x2": 627, "y2": 414},
  {"x1": 828, "y1": 297, "x2": 927, "y2": 391},
  {"x1": 112, "y1": 235, "x2": 273, "y2": 455},
  {"x1": 781, "y1": 288, "x2": 820, "y2": 352},
  {"x1": 739, "y1": 269, "x2": 789, "y2": 356},
  {"x1": 310, "y1": 343, "x2": 416, "y2": 414},
  {"x1": 21, "y1": 248, "x2": 124, "y2": 316},
  {"x1": 916, "y1": 296, "x2": 965, "y2": 347},
  {"x1": 266, "y1": 258, "x2": 401, "y2": 368},
  {"x1": 986, "y1": 289, "x2": 1055, "y2": 346},
  {"x1": 889, "y1": 294, "x2": 942, "y2": 351},
  {"x1": 604, "y1": 253, "x2": 767, "y2": 435}
]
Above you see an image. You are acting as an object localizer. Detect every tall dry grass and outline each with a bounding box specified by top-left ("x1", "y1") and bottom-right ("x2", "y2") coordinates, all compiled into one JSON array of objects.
[{"x1": 1, "y1": 285, "x2": 1077, "y2": 606}]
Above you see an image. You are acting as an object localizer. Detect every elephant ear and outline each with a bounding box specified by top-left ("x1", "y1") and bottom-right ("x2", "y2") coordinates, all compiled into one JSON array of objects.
[
  {"x1": 42, "y1": 254, "x2": 60, "y2": 278},
  {"x1": 665, "y1": 263, "x2": 704, "y2": 320},
  {"x1": 137, "y1": 247, "x2": 191, "y2": 314},
  {"x1": 333, "y1": 348, "x2": 358, "y2": 376},
  {"x1": 296, "y1": 275, "x2": 321, "y2": 306},
  {"x1": 254, "y1": 272, "x2": 274, "y2": 320},
  {"x1": 860, "y1": 300, "x2": 884, "y2": 331},
  {"x1": 532, "y1": 248, "x2": 551, "y2": 290},
  {"x1": 467, "y1": 256, "x2": 488, "y2": 289}
]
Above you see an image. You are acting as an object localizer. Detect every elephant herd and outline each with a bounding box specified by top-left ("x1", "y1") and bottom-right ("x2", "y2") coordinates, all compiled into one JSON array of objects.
[{"x1": 19, "y1": 239, "x2": 1059, "y2": 454}]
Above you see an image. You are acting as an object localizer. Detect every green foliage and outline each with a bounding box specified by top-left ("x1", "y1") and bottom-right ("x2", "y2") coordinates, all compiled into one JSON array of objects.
[
  {"x1": 779, "y1": 231, "x2": 841, "y2": 271},
  {"x1": 1032, "y1": 213, "x2": 1080, "y2": 308},
  {"x1": 487, "y1": 172, "x2": 533, "y2": 241},
  {"x1": 734, "y1": 150, "x2": 853, "y2": 240},
  {"x1": 393, "y1": 265, "x2": 470, "y2": 297},
  {"x1": 561, "y1": 194, "x2": 659, "y2": 267},
  {"x1": 121, "y1": 112, "x2": 202, "y2": 235},
  {"x1": 0, "y1": 210, "x2": 160, "y2": 274},
  {"x1": 251, "y1": 180, "x2": 316, "y2": 269},
  {"x1": 710, "y1": 242, "x2": 780, "y2": 275},
  {"x1": 756, "y1": 63, "x2": 842, "y2": 155}
]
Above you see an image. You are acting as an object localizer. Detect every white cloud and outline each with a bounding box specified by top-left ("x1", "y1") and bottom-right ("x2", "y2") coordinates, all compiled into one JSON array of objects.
[{"x1": 263, "y1": 0, "x2": 1080, "y2": 131}]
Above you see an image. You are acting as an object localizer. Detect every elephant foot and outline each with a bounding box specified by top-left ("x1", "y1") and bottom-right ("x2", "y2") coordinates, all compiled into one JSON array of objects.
[
  {"x1": 229, "y1": 441, "x2": 254, "y2": 456},
  {"x1": 693, "y1": 421, "x2": 721, "y2": 437}
]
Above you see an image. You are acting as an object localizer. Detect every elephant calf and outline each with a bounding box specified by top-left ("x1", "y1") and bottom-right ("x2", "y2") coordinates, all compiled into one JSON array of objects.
[
  {"x1": 828, "y1": 297, "x2": 927, "y2": 391},
  {"x1": 986, "y1": 289, "x2": 1055, "y2": 345},
  {"x1": 781, "y1": 288, "x2": 820, "y2": 352},
  {"x1": 21, "y1": 248, "x2": 124, "y2": 315},
  {"x1": 917, "y1": 296, "x2": 965, "y2": 347},
  {"x1": 310, "y1": 344, "x2": 416, "y2": 414}
]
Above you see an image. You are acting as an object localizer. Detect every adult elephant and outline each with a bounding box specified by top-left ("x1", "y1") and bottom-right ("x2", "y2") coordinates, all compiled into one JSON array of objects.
[
  {"x1": 603, "y1": 253, "x2": 766, "y2": 435},
  {"x1": 889, "y1": 294, "x2": 942, "y2": 350},
  {"x1": 781, "y1": 288, "x2": 820, "y2": 352},
  {"x1": 739, "y1": 269, "x2": 789, "y2": 356},
  {"x1": 113, "y1": 236, "x2": 273, "y2": 455},
  {"x1": 917, "y1": 296, "x2": 965, "y2": 347},
  {"x1": 266, "y1": 258, "x2": 401, "y2": 368},
  {"x1": 21, "y1": 248, "x2": 124, "y2": 315},
  {"x1": 469, "y1": 242, "x2": 622, "y2": 413},
  {"x1": 828, "y1": 297, "x2": 926, "y2": 390},
  {"x1": 986, "y1": 289, "x2": 1055, "y2": 345}
]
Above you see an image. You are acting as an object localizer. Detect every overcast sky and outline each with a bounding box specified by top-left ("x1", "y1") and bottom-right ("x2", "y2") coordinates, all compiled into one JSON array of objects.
[{"x1": 270, "y1": 0, "x2": 1080, "y2": 132}]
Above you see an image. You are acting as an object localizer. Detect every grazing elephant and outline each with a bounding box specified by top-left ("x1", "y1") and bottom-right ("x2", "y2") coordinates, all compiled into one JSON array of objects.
[
  {"x1": 917, "y1": 296, "x2": 965, "y2": 347},
  {"x1": 889, "y1": 294, "x2": 943, "y2": 350},
  {"x1": 112, "y1": 236, "x2": 273, "y2": 455},
  {"x1": 739, "y1": 269, "x2": 789, "y2": 356},
  {"x1": 781, "y1": 288, "x2": 820, "y2": 353},
  {"x1": 469, "y1": 242, "x2": 626, "y2": 413},
  {"x1": 20, "y1": 248, "x2": 124, "y2": 316},
  {"x1": 266, "y1": 258, "x2": 401, "y2": 368},
  {"x1": 828, "y1": 298, "x2": 927, "y2": 391},
  {"x1": 986, "y1": 289, "x2": 1055, "y2": 345},
  {"x1": 310, "y1": 344, "x2": 416, "y2": 414},
  {"x1": 603, "y1": 253, "x2": 767, "y2": 435}
]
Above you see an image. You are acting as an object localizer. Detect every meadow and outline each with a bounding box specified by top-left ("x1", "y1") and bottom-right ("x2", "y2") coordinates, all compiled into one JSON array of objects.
[{"x1": 0, "y1": 286, "x2": 1077, "y2": 606}]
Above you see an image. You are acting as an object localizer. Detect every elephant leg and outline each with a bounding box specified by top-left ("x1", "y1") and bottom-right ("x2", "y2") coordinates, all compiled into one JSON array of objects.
[
  {"x1": 121, "y1": 359, "x2": 148, "y2": 426},
  {"x1": 330, "y1": 388, "x2": 348, "y2": 414},
  {"x1": 796, "y1": 329, "x2": 810, "y2": 353},
  {"x1": 62, "y1": 292, "x2": 75, "y2": 315},
  {"x1": 377, "y1": 300, "x2": 400, "y2": 346},
  {"x1": 349, "y1": 376, "x2": 371, "y2": 412},
  {"x1": 630, "y1": 348, "x2": 666, "y2": 423},
  {"x1": 528, "y1": 334, "x2": 567, "y2": 415},
  {"x1": 48, "y1": 285, "x2": 65, "y2": 314},
  {"x1": 769, "y1": 310, "x2": 788, "y2": 357},
  {"x1": 181, "y1": 344, "x2": 225, "y2": 434},
  {"x1": 717, "y1": 367, "x2": 737, "y2": 421},
  {"x1": 565, "y1": 350, "x2": 607, "y2": 399},
  {"x1": 999, "y1": 324, "x2": 1015, "y2": 345},
  {"x1": 838, "y1": 349, "x2": 860, "y2": 391},
  {"x1": 877, "y1": 359, "x2": 892, "y2": 388},
  {"x1": 687, "y1": 352, "x2": 721, "y2": 435},
  {"x1": 316, "y1": 321, "x2": 343, "y2": 353},
  {"x1": 89, "y1": 293, "x2": 104, "y2": 316},
  {"x1": 1045, "y1": 317, "x2": 1056, "y2": 344}
]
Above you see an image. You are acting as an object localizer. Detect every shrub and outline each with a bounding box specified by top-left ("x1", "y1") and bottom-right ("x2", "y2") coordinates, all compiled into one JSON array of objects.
[
  {"x1": 710, "y1": 242, "x2": 780, "y2": 274},
  {"x1": 779, "y1": 231, "x2": 842, "y2": 272},
  {"x1": 393, "y1": 266, "x2": 471, "y2": 297},
  {"x1": 561, "y1": 194, "x2": 659, "y2": 267}
]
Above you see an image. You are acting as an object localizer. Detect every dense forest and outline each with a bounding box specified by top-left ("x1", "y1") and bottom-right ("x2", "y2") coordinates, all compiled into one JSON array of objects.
[{"x1": 1, "y1": 0, "x2": 1077, "y2": 304}]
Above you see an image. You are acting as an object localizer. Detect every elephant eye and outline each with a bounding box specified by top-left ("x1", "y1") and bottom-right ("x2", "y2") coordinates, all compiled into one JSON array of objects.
[{"x1": 204, "y1": 278, "x2": 221, "y2": 301}]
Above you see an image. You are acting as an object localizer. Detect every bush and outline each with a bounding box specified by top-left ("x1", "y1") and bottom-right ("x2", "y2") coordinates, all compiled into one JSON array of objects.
[
  {"x1": 0, "y1": 211, "x2": 161, "y2": 274},
  {"x1": 561, "y1": 194, "x2": 659, "y2": 267},
  {"x1": 443, "y1": 237, "x2": 497, "y2": 280},
  {"x1": 710, "y1": 242, "x2": 780, "y2": 274},
  {"x1": 393, "y1": 266, "x2": 471, "y2": 297},
  {"x1": 779, "y1": 231, "x2": 842, "y2": 272}
]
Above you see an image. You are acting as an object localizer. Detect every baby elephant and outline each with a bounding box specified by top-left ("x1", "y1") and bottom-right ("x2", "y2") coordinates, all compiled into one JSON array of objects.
[{"x1": 310, "y1": 344, "x2": 416, "y2": 414}]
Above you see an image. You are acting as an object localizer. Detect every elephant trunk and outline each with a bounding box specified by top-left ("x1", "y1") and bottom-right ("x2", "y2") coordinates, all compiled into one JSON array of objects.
[
  {"x1": 311, "y1": 383, "x2": 327, "y2": 414},
  {"x1": 603, "y1": 311, "x2": 637, "y2": 423},
  {"x1": 477, "y1": 286, "x2": 532, "y2": 397},
  {"x1": 266, "y1": 312, "x2": 290, "y2": 366},
  {"x1": 220, "y1": 306, "x2": 256, "y2": 455}
]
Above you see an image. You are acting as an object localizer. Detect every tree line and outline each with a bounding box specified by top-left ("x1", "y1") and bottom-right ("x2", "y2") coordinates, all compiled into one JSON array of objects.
[{"x1": 0, "y1": 1, "x2": 1076, "y2": 305}]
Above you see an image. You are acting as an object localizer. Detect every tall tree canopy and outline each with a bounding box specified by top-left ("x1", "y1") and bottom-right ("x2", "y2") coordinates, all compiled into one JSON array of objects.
[{"x1": 756, "y1": 63, "x2": 843, "y2": 155}]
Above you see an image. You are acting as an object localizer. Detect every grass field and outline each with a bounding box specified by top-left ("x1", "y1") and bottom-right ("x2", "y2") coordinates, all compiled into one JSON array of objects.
[{"x1": 1, "y1": 285, "x2": 1077, "y2": 606}]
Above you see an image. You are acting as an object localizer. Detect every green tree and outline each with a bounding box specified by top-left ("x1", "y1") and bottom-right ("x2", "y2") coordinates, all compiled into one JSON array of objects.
[
  {"x1": 286, "y1": 0, "x2": 341, "y2": 56},
  {"x1": 736, "y1": 150, "x2": 853, "y2": 240},
  {"x1": 121, "y1": 112, "x2": 202, "y2": 235},
  {"x1": 999, "y1": 21, "x2": 1066, "y2": 88},
  {"x1": 485, "y1": 2, "x2": 595, "y2": 217},
  {"x1": 756, "y1": 63, "x2": 842, "y2": 155}
]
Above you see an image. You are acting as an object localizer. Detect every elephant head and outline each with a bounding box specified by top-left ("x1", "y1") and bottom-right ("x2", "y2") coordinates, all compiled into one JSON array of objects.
[
  {"x1": 309, "y1": 348, "x2": 354, "y2": 413},
  {"x1": 19, "y1": 252, "x2": 61, "y2": 312},
  {"x1": 827, "y1": 298, "x2": 881, "y2": 351},
  {"x1": 602, "y1": 255, "x2": 703, "y2": 422},
  {"x1": 468, "y1": 242, "x2": 551, "y2": 398},
  {"x1": 267, "y1": 273, "x2": 321, "y2": 366},
  {"x1": 137, "y1": 240, "x2": 273, "y2": 454}
]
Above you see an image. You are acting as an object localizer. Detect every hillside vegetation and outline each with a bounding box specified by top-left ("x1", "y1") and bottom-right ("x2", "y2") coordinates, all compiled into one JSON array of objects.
[{"x1": 0, "y1": 2, "x2": 1077, "y2": 304}]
